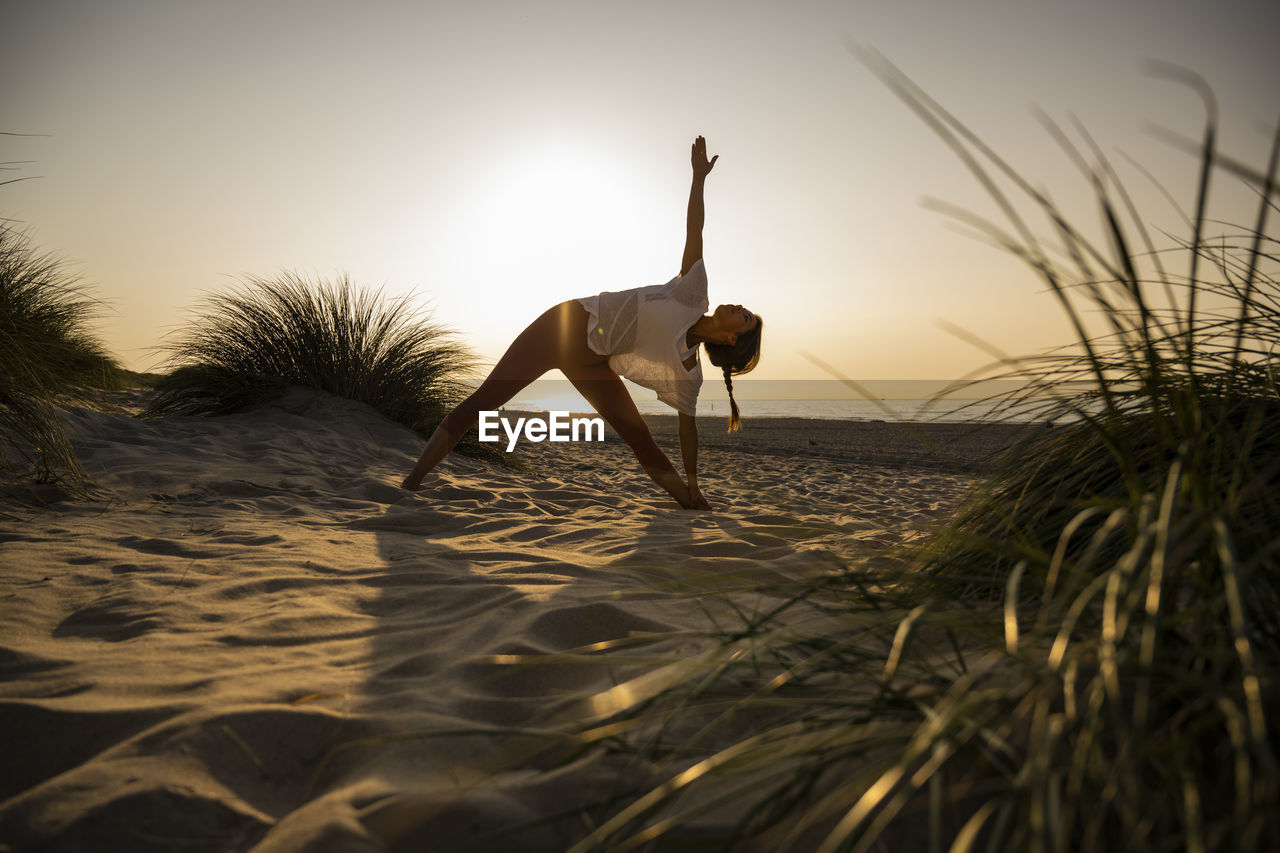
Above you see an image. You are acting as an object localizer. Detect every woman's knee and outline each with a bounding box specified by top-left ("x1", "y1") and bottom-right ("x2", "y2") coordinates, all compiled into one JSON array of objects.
[
  {"x1": 440, "y1": 377, "x2": 527, "y2": 436},
  {"x1": 441, "y1": 391, "x2": 493, "y2": 436},
  {"x1": 439, "y1": 404, "x2": 474, "y2": 437}
]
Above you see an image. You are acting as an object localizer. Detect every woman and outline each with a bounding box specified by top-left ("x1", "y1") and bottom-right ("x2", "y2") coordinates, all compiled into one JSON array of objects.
[{"x1": 402, "y1": 136, "x2": 762, "y2": 509}]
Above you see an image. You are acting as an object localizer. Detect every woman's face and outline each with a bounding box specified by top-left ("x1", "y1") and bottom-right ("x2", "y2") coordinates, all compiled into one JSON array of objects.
[{"x1": 713, "y1": 304, "x2": 758, "y2": 338}]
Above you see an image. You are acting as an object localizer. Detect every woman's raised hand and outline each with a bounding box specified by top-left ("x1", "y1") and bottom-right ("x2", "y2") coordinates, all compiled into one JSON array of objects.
[{"x1": 691, "y1": 136, "x2": 718, "y2": 178}]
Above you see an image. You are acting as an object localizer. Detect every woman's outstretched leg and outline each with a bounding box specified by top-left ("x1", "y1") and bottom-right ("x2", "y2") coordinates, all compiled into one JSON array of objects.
[
  {"x1": 400, "y1": 377, "x2": 526, "y2": 489},
  {"x1": 564, "y1": 364, "x2": 696, "y2": 508},
  {"x1": 402, "y1": 301, "x2": 600, "y2": 490}
]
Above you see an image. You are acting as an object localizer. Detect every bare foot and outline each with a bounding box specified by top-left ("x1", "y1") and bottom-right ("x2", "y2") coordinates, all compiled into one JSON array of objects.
[{"x1": 400, "y1": 477, "x2": 423, "y2": 491}]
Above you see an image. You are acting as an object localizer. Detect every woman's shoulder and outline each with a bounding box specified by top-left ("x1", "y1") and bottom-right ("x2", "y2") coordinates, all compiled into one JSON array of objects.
[
  {"x1": 662, "y1": 257, "x2": 706, "y2": 285},
  {"x1": 670, "y1": 258, "x2": 708, "y2": 308}
]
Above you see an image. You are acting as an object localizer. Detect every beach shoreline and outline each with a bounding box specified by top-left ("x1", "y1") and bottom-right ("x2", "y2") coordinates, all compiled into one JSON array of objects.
[{"x1": 505, "y1": 408, "x2": 1032, "y2": 472}]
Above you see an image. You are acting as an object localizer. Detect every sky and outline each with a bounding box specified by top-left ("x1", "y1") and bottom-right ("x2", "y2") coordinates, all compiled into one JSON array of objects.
[{"x1": 4, "y1": 0, "x2": 1277, "y2": 382}]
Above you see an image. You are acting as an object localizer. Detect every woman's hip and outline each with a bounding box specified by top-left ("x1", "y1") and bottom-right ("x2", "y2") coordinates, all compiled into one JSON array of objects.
[{"x1": 504, "y1": 299, "x2": 607, "y2": 370}]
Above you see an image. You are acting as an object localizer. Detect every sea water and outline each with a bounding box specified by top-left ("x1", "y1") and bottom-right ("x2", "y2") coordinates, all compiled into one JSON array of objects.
[{"x1": 502, "y1": 380, "x2": 1072, "y2": 423}]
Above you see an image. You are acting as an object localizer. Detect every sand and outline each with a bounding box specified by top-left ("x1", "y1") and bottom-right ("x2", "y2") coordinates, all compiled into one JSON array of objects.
[{"x1": 0, "y1": 390, "x2": 1025, "y2": 852}]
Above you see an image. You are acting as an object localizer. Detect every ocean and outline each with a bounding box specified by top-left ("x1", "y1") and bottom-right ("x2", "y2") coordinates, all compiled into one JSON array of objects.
[{"x1": 501, "y1": 379, "x2": 1063, "y2": 423}]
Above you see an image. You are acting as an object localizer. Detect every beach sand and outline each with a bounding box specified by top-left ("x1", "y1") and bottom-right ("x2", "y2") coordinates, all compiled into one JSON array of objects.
[{"x1": 0, "y1": 391, "x2": 1026, "y2": 851}]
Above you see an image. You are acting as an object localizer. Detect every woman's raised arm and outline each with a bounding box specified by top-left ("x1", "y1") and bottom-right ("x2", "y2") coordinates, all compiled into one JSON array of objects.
[{"x1": 680, "y1": 136, "x2": 718, "y2": 277}]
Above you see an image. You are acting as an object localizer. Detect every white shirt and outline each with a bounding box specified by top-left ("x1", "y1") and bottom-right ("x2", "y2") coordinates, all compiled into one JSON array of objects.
[{"x1": 576, "y1": 259, "x2": 708, "y2": 416}]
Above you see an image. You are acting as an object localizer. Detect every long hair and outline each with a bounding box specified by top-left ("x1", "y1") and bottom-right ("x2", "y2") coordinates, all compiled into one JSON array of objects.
[{"x1": 704, "y1": 317, "x2": 763, "y2": 433}]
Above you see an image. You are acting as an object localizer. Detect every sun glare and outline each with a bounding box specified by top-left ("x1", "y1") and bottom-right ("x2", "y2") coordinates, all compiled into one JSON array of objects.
[
  {"x1": 479, "y1": 142, "x2": 668, "y2": 269},
  {"x1": 436, "y1": 140, "x2": 672, "y2": 350},
  {"x1": 409, "y1": 136, "x2": 675, "y2": 366}
]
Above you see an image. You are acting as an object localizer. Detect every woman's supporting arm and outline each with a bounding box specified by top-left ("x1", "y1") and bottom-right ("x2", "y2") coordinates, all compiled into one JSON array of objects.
[
  {"x1": 681, "y1": 136, "x2": 717, "y2": 277},
  {"x1": 678, "y1": 412, "x2": 711, "y2": 509}
]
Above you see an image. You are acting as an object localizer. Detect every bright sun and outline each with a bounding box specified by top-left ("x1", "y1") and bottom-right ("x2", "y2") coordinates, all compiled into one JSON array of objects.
[
  {"x1": 398, "y1": 137, "x2": 685, "y2": 371},
  {"x1": 450, "y1": 141, "x2": 671, "y2": 309}
]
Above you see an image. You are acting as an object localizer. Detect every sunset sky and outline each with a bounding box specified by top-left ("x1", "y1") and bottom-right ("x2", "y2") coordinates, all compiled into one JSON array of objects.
[{"x1": 4, "y1": 0, "x2": 1277, "y2": 381}]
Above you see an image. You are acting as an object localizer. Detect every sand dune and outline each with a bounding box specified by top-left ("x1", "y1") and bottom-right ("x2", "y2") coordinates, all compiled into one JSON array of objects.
[{"x1": 0, "y1": 390, "x2": 1022, "y2": 851}]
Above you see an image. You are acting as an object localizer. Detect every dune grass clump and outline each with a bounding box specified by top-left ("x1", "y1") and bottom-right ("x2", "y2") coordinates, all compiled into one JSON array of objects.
[
  {"x1": 146, "y1": 273, "x2": 511, "y2": 462},
  {"x1": 147, "y1": 273, "x2": 471, "y2": 424},
  {"x1": 531, "y1": 61, "x2": 1279, "y2": 852},
  {"x1": 0, "y1": 224, "x2": 121, "y2": 485}
]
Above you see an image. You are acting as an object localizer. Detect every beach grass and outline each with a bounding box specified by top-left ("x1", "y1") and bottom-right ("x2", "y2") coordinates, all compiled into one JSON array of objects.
[
  {"x1": 145, "y1": 271, "x2": 509, "y2": 464},
  {"x1": 537, "y1": 61, "x2": 1280, "y2": 851},
  {"x1": 0, "y1": 223, "x2": 121, "y2": 487}
]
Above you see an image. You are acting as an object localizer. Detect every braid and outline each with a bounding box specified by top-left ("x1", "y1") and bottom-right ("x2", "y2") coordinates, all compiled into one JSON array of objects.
[
  {"x1": 704, "y1": 314, "x2": 761, "y2": 433},
  {"x1": 723, "y1": 366, "x2": 741, "y2": 433}
]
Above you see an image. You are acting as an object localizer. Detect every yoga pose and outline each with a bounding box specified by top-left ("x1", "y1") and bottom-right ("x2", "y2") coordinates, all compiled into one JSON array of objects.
[{"x1": 402, "y1": 136, "x2": 763, "y2": 509}]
